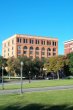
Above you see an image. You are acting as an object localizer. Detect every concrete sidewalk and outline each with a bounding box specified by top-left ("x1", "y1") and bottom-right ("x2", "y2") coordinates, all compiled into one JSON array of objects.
[{"x1": 0, "y1": 85, "x2": 73, "y2": 95}]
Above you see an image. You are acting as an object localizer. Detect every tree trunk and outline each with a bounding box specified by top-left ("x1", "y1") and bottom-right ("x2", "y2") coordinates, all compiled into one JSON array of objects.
[{"x1": 57, "y1": 71, "x2": 59, "y2": 80}]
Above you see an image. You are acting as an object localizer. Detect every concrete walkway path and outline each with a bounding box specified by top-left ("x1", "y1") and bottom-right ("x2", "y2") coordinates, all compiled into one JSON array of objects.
[{"x1": 0, "y1": 85, "x2": 73, "y2": 95}]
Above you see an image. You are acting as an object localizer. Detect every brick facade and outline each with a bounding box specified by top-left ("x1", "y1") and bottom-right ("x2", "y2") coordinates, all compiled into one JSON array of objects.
[
  {"x1": 2, "y1": 34, "x2": 58, "y2": 59},
  {"x1": 64, "y1": 40, "x2": 73, "y2": 55}
]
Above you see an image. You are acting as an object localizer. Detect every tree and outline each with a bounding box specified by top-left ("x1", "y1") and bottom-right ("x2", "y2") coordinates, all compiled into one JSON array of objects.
[
  {"x1": 32, "y1": 58, "x2": 43, "y2": 78},
  {"x1": 67, "y1": 52, "x2": 73, "y2": 59},
  {"x1": 67, "y1": 52, "x2": 73, "y2": 75},
  {"x1": 0, "y1": 56, "x2": 7, "y2": 76},
  {"x1": 44, "y1": 55, "x2": 69, "y2": 79},
  {"x1": 0, "y1": 56, "x2": 3, "y2": 76},
  {"x1": 0, "y1": 56, "x2": 3, "y2": 68},
  {"x1": 24, "y1": 58, "x2": 45, "y2": 79},
  {"x1": 54, "y1": 56, "x2": 67, "y2": 79},
  {"x1": 0, "y1": 56, "x2": 6, "y2": 67},
  {"x1": 6, "y1": 56, "x2": 46, "y2": 79},
  {"x1": 13, "y1": 56, "x2": 32, "y2": 77},
  {"x1": 7, "y1": 57, "x2": 15, "y2": 78},
  {"x1": 44, "y1": 57, "x2": 57, "y2": 72}
]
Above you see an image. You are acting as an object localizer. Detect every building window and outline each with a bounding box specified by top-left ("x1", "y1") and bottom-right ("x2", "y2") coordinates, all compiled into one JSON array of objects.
[
  {"x1": 24, "y1": 39, "x2": 28, "y2": 43},
  {"x1": 55, "y1": 42, "x2": 56, "y2": 46},
  {"x1": 17, "y1": 38, "x2": 21, "y2": 43},
  {"x1": 36, "y1": 47, "x2": 39, "y2": 50},
  {"x1": 26, "y1": 39, "x2": 28, "y2": 43},
  {"x1": 8, "y1": 48, "x2": 9, "y2": 52},
  {"x1": 53, "y1": 48, "x2": 56, "y2": 51},
  {"x1": 36, "y1": 51, "x2": 39, "y2": 55},
  {"x1": 23, "y1": 46, "x2": 27, "y2": 50},
  {"x1": 35, "y1": 40, "x2": 37, "y2": 44},
  {"x1": 47, "y1": 53, "x2": 51, "y2": 56},
  {"x1": 8, "y1": 53, "x2": 9, "y2": 56},
  {"x1": 12, "y1": 40, "x2": 14, "y2": 44},
  {"x1": 30, "y1": 51, "x2": 33, "y2": 54},
  {"x1": 12, "y1": 51, "x2": 13, "y2": 55},
  {"x1": 20, "y1": 39, "x2": 21, "y2": 43},
  {"x1": 24, "y1": 51, "x2": 27, "y2": 54},
  {"x1": 12, "y1": 47, "x2": 14, "y2": 50},
  {"x1": 4, "y1": 50, "x2": 6, "y2": 53},
  {"x1": 30, "y1": 39, "x2": 34, "y2": 44},
  {"x1": 30, "y1": 39, "x2": 31, "y2": 43},
  {"x1": 4, "y1": 54, "x2": 5, "y2": 57},
  {"x1": 42, "y1": 47, "x2": 45, "y2": 51},
  {"x1": 30, "y1": 46, "x2": 33, "y2": 50},
  {"x1": 38, "y1": 40, "x2": 39, "y2": 44},
  {"x1": 30, "y1": 56, "x2": 33, "y2": 59},
  {"x1": 41, "y1": 48, "x2": 45, "y2": 55},
  {"x1": 53, "y1": 53, "x2": 56, "y2": 56},
  {"x1": 18, "y1": 51, "x2": 21, "y2": 55},
  {"x1": 41, "y1": 57, "x2": 45, "y2": 60},
  {"x1": 47, "y1": 41, "x2": 51, "y2": 45},
  {"x1": 32, "y1": 40, "x2": 34, "y2": 44},
  {"x1": 41, "y1": 40, "x2": 43, "y2": 45},
  {"x1": 17, "y1": 38, "x2": 19, "y2": 42},
  {"x1": 18, "y1": 46, "x2": 21, "y2": 50},
  {"x1": 42, "y1": 52, "x2": 45, "y2": 55},
  {"x1": 41, "y1": 40, "x2": 45, "y2": 45},
  {"x1": 35, "y1": 40, "x2": 39, "y2": 44},
  {"x1": 36, "y1": 56, "x2": 39, "y2": 59},
  {"x1": 24, "y1": 39, "x2": 25, "y2": 43},
  {"x1": 47, "y1": 48, "x2": 51, "y2": 51},
  {"x1": 52, "y1": 41, "x2": 55, "y2": 46}
]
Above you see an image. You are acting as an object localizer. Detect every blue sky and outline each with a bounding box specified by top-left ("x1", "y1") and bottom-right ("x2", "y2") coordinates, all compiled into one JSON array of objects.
[{"x1": 0, "y1": 0, "x2": 73, "y2": 55}]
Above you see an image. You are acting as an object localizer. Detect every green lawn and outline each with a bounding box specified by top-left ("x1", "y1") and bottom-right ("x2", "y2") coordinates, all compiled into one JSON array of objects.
[
  {"x1": 0, "y1": 79, "x2": 73, "y2": 90},
  {"x1": 0, "y1": 89, "x2": 73, "y2": 110}
]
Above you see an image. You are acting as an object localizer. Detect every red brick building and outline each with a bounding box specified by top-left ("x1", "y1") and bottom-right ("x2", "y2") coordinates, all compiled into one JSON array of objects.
[
  {"x1": 2, "y1": 34, "x2": 58, "y2": 59},
  {"x1": 64, "y1": 40, "x2": 73, "y2": 55}
]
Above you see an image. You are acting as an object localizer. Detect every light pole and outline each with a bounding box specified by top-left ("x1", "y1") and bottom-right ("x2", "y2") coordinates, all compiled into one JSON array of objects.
[
  {"x1": 2, "y1": 66, "x2": 4, "y2": 90},
  {"x1": 29, "y1": 71, "x2": 31, "y2": 83},
  {"x1": 20, "y1": 61, "x2": 24, "y2": 94}
]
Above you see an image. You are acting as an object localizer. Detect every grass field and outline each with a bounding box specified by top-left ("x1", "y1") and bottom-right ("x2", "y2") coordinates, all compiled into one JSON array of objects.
[
  {"x1": 0, "y1": 89, "x2": 73, "y2": 110},
  {"x1": 0, "y1": 79, "x2": 73, "y2": 90}
]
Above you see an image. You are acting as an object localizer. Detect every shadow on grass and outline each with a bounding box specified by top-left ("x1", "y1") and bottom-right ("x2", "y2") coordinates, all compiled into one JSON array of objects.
[{"x1": 2, "y1": 104, "x2": 73, "y2": 110}]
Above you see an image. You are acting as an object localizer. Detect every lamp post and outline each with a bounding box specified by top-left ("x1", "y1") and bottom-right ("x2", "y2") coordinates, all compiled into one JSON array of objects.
[
  {"x1": 20, "y1": 61, "x2": 24, "y2": 94},
  {"x1": 29, "y1": 71, "x2": 31, "y2": 83},
  {"x1": 2, "y1": 66, "x2": 4, "y2": 90},
  {"x1": 57, "y1": 61, "x2": 59, "y2": 80}
]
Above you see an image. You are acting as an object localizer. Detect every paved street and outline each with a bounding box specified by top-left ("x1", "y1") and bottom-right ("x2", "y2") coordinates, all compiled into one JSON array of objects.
[
  {"x1": 0, "y1": 85, "x2": 73, "y2": 95},
  {"x1": 0, "y1": 80, "x2": 42, "y2": 86},
  {"x1": 0, "y1": 80, "x2": 41, "y2": 87}
]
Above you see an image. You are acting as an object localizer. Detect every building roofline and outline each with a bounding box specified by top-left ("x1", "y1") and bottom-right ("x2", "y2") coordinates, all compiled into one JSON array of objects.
[
  {"x1": 2, "y1": 34, "x2": 17, "y2": 43},
  {"x1": 64, "y1": 39, "x2": 73, "y2": 44},
  {"x1": 17, "y1": 34, "x2": 58, "y2": 40},
  {"x1": 2, "y1": 34, "x2": 58, "y2": 43}
]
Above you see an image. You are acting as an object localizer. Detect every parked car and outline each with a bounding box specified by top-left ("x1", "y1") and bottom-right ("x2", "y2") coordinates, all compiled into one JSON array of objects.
[{"x1": 65, "y1": 76, "x2": 73, "y2": 79}]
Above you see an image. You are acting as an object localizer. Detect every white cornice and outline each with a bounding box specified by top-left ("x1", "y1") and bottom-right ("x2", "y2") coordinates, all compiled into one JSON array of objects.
[
  {"x1": 2, "y1": 34, "x2": 17, "y2": 43},
  {"x1": 64, "y1": 39, "x2": 73, "y2": 44}
]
